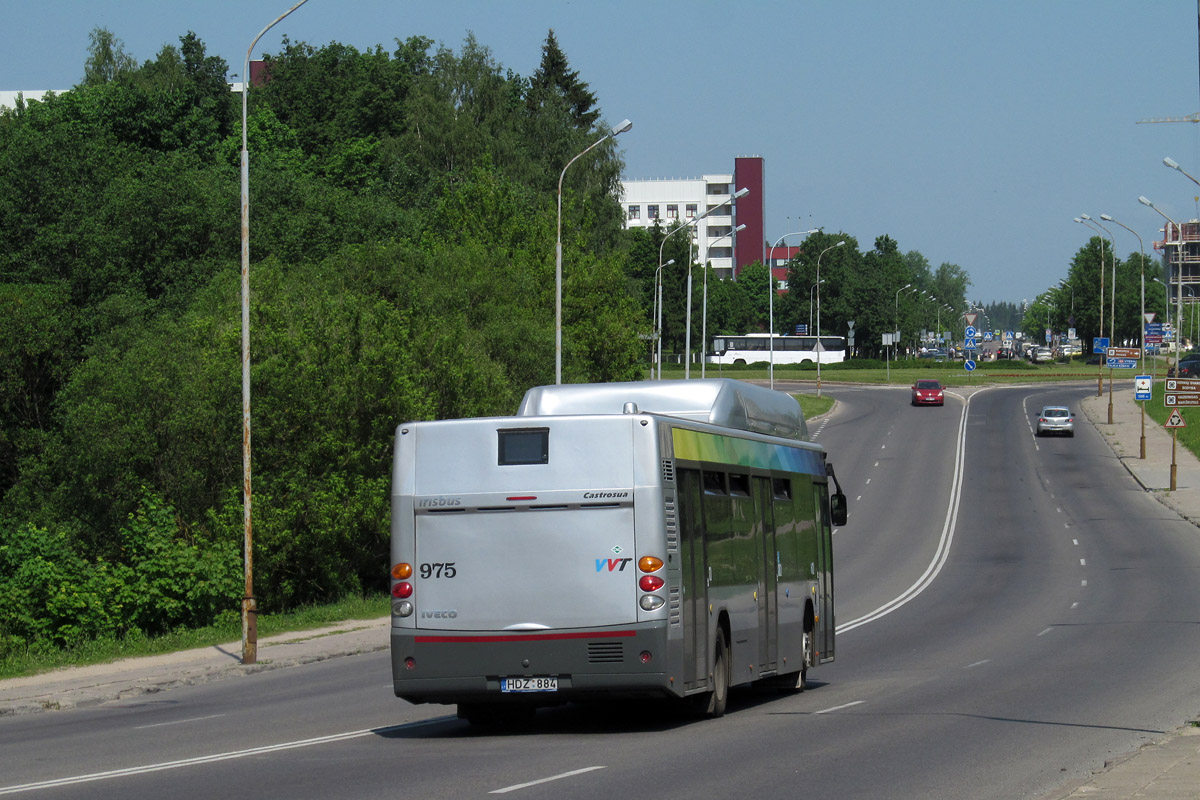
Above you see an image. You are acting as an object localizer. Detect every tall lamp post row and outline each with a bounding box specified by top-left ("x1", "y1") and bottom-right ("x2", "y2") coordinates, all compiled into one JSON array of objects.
[
  {"x1": 767, "y1": 228, "x2": 820, "y2": 389},
  {"x1": 701, "y1": 223, "x2": 746, "y2": 378},
  {"x1": 655, "y1": 187, "x2": 749, "y2": 380},
  {"x1": 556, "y1": 118, "x2": 633, "y2": 385}
]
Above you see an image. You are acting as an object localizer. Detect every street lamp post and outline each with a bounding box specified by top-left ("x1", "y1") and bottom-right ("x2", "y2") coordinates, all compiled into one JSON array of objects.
[
  {"x1": 815, "y1": 241, "x2": 846, "y2": 397},
  {"x1": 1101, "y1": 213, "x2": 1147, "y2": 458},
  {"x1": 889, "y1": 283, "x2": 912, "y2": 380},
  {"x1": 1076, "y1": 216, "x2": 1107, "y2": 397},
  {"x1": 1141, "y1": 194, "x2": 1182, "y2": 490},
  {"x1": 653, "y1": 258, "x2": 676, "y2": 379},
  {"x1": 682, "y1": 188, "x2": 748, "y2": 380},
  {"x1": 656, "y1": 187, "x2": 747, "y2": 380},
  {"x1": 701, "y1": 223, "x2": 746, "y2": 378},
  {"x1": 238, "y1": 0, "x2": 311, "y2": 666},
  {"x1": 556, "y1": 118, "x2": 632, "y2": 385},
  {"x1": 767, "y1": 227, "x2": 819, "y2": 389},
  {"x1": 1084, "y1": 215, "x2": 1117, "y2": 424},
  {"x1": 808, "y1": 279, "x2": 825, "y2": 336}
]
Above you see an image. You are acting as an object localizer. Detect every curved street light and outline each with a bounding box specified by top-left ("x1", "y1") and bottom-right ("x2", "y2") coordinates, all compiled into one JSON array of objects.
[
  {"x1": 652, "y1": 258, "x2": 676, "y2": 379},
  {"x1": 1142, "y1": 193, "x2": 1185, "y2": 491},
  {"x1": 1076, "y1": 215, "x2": 1108, "y2": 397},
  {"x1": 1084, "y1": 214, "x2": 1118, "y2": 422},
  {"x1": 701, "y1": 223, "x2": 746, "y2": 377},
  {"x1": 1101, "y1": 213, "x2": 1147, "y2": 458},
  {"x1": 1140, "y1": 195, "x2": 1184, "y2": 383},
  {"x1": 767, "y1": 228, "x2": 820, "y2": 389},
  {"x1": 815, "y1": 240, "x2": 846, "y2": 397},
  {"x1": 556, "y1": 118, "x2": 632, "y2": 384},
  {"x1": 238, "y1": 0, "x2": 310, "y2": 667},
  {"x1": 808, "y1": 279, "x2": 826, "y2": 336}
]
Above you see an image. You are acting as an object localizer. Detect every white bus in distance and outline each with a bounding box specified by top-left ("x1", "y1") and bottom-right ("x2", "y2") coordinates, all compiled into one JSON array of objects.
[
  {"x1": 389, "y1": 378, "x2": 847, "y2": 725},
  {"x1": 708, "y1": 333, "x2": 848, "y2": 366}
]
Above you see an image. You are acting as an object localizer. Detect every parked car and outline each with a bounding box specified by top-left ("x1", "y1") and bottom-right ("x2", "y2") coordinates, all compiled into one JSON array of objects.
[
  {"x1": 911, "y1": 379, "x2": 945, "y2": 406},
  {"x1": 1032, "y1": 347, "x2": 1054, "y2": 363},
  {"x1": 1167, "y1": 353, "x2": 1200, "y2": 378},
  {"x1": 919, "y1": 349, "x2": 948, "y2": 362},
  {"x1": 1036, "y1": 406, "x2": 1075, "y2": 437}
]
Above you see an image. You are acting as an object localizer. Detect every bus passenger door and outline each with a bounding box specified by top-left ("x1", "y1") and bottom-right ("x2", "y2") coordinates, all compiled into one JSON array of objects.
[
  {"x1": 754, "y1": 477, "x2": 777, "y2": 670},
  {"x1": 814, "y1": 482, "x2": 835, "y2": 663},
  {"x1": 677, "y1": 469, "x2": 708, "y2": 690}
]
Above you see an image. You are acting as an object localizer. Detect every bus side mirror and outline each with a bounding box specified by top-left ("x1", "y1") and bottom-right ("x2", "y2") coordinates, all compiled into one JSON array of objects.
[{"x1": 830, "y1": 491, "x2": 847, "y2": 526}]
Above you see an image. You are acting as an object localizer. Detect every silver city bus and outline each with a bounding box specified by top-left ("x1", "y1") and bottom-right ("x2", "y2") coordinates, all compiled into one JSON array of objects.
[{"x1": 389, "y1": 378, "x2": 847, "y2": 724}]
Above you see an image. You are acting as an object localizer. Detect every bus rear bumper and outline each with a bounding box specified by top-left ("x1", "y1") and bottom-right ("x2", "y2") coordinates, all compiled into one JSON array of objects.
[{"x1": 391, "y1": 625, "x2": 679, "y2": 705}]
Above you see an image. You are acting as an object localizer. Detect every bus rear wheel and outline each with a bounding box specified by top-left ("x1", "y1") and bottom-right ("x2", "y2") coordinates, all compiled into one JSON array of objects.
[{"x1": 694, "y1": 628, "x2": 730, "y2": 718}]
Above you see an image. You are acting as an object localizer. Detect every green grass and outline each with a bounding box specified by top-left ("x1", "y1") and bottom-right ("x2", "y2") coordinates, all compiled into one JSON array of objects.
[
  {"x1": 0, "y1": 594, "x2": 389, "y2": 681},
  {"x1": 796, "y1": 393, "x2": 835, "y2": 420},
  {"x1": 7, "y1": 359, "x2": 1191, "y2": 682}
]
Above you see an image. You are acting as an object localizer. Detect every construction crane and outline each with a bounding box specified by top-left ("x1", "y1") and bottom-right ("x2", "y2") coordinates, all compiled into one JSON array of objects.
[{"x1": 1138, "y1": 113, "x2": 1200, "y2": 124}]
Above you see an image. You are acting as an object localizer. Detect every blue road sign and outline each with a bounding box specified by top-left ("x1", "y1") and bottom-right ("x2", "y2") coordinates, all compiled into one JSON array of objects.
[
  {"x1": 964, "y1": 336, "x2": 978, "y2": 349},
  {"x1": 1094, "y1": 336, "x2": 1110, "y2": 353},
  {"x1": 1135, "y1": 375, "x2": 1152, "y2": 401},
  {"x1": 964, "y1": 359, "x2": 977, "y2": 371},
  {"x1": 1106, "y1": 358, "x2": 1138, "y2": 369},
  {"x1": 965, "y1": 325, "x2": 977, "y2": 338}
]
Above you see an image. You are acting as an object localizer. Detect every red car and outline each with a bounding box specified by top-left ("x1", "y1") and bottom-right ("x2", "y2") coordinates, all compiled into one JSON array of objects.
[{"x1": 911, "y1": 379, "x2": 945, "y2": 406}]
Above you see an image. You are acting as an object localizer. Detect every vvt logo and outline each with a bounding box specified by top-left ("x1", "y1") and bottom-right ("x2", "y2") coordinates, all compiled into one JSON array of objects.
[{"x1": 595, "y1": 557, "x2": 633, "y2": 572}]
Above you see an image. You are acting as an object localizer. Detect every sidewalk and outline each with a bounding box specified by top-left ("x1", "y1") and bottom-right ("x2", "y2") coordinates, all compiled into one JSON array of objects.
[
  {"x1": 3, "y1": 388, "x2": 1200, "y2": 799},
  {"x1": 0, "y1": 616, "x2": 389, "y2": 715}
]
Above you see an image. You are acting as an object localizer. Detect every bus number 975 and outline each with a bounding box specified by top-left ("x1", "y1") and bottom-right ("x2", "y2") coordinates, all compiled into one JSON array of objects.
[{"x1": 420, "y1": 562, "x2": 457, "y2": 579}]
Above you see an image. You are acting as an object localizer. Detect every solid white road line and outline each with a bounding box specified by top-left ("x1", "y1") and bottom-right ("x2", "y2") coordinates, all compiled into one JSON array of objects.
[{"x1": 490, "y1": 767, "x2": 607, "y2": 794}]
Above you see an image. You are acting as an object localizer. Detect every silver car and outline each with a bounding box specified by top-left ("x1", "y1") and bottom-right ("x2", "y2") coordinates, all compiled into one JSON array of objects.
[{"x1": 1036, "y1": 406, "x2": 1074, "y2": 437}]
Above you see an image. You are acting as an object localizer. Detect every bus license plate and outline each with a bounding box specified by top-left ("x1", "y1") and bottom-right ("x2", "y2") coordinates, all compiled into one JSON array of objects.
[{"x1": 501, "y1": 677, "x2": 558, "y2": 693}]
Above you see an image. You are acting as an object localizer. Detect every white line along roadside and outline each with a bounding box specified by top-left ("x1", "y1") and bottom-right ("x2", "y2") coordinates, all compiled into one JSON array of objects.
[{"x1": 836, "y1": 387, "x2": 991, "y2": 634}]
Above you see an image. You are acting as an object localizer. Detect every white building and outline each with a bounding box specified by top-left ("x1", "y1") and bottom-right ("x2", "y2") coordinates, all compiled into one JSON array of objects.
[
  {"x1": 0, "y1": 90, "x2": 67, "y2": 111},
  {"x1": 622, "y1": 174, "x2": 741, "y2": 280}
]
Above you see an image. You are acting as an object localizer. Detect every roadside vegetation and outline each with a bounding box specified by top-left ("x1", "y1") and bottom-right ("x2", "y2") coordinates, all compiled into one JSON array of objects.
[{"x1": 0, "y1": 25, "x2": 1185, "y2": 671}]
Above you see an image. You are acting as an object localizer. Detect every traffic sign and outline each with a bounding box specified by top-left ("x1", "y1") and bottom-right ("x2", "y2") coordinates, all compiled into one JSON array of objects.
[
  {"x1": 964, "y1": 336, "x2": 978, "y2": 350},
  {"x1": 1166, "y1": 378, "x2": 1200, "y2": 392},
  {"x1": 964, "y1": 313, "x2": 978, "y2": 327},
  {"x1": 1094, "y1": 336, "x2": 1110, "y2": 353},
  {"x1": 1106, "y1": 358, "x2": 1138, "y2": 369},
  {"x1": 1165, "y1": 409, "x2": 1188, "y2": 427},
  {"x1": 1135, "y1": 375, "x2": 1152, "y2": 401},
  {"x1": 1106, "y1": 346, "x2": 1140, "y2": 359},
  {"x1": 1165, "y1": 394, "x2": 1200, "y2": 407},
  {"x1": 965, "y1": 325, "x2": 977, "y2": 338},
  {"x1": 964, "y1": 359, "x2": 976, "y2": 372}
]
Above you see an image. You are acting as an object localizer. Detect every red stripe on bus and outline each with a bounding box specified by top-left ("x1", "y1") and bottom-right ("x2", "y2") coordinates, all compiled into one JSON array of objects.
[{"x1": 413, "y1": 630, "x2": 636, "y2": 643}]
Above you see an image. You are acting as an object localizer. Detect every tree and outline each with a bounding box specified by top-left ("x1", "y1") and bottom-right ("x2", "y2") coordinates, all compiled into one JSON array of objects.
[
  {"x1": 82, "y1": 28, "x2": 137, "y2": 87},
  {"x1": 526, "y1": 30, "x2": 600, "y2": 131}
]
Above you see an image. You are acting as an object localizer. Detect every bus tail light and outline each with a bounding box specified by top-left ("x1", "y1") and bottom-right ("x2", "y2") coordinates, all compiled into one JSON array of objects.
[
  {"x1": 639, "y1": 575, "x2": 664, "y2": 592},
  {"x1": 639, "y1": 651, "x2": 653, "y2": 664},
  {"x1": 639, "y1": 595, "x2": 665, "y2": 611},
  {"x1": 639, "y1": 556, "x2": 664, "y2": 573},
  {"x1": 392, "y1": 581, "x2": 413, "y2": 599},
  {"x1": 392, "y1": 563, "x2": 413, "y2": 579}
]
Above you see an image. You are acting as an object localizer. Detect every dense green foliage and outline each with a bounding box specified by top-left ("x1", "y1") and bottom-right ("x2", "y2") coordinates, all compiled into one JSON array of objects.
[
  {"x1": 1, "y1": 25, "x2": 1007, "y2": 657},
  {"x1": 0, "y1": 28, "x2": 643, "y2": 654}
]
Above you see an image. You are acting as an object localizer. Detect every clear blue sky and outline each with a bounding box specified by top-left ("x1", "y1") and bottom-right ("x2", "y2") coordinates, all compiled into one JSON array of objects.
[{"x1": 7, "y1": 0, "x2": 1200, "y2": 306}]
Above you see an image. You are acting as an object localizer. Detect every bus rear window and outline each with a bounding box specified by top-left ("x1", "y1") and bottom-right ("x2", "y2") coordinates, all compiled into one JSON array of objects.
[{"x1": 498, "y1": 428, "x2": 549, "y2": 465}]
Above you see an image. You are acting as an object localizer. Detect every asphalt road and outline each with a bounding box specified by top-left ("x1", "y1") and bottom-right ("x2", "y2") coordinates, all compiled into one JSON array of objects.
[{"x1": 5, "y1": 384, "x2": 1200, "y2": 800}]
